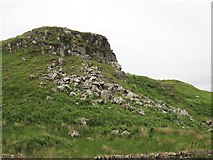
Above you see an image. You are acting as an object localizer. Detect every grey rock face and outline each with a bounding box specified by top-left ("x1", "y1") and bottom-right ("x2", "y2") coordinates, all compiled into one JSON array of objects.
[{"x1": 3, "y1": 26, "x2": 120, "y2": 69}]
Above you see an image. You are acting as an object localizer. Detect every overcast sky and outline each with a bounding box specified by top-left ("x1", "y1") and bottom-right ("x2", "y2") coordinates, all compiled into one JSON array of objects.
[{"x1": 0, "y1": 0, "x2": 211, "y2": 91}]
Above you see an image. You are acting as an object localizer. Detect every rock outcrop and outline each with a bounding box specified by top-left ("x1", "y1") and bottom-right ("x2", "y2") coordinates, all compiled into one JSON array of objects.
[
  {"x1": 3, "y1": 26, "x2": 120, "y2": 69},
  {"x1": 38, "y1": 57, "x2": 193, "y2": 121}
]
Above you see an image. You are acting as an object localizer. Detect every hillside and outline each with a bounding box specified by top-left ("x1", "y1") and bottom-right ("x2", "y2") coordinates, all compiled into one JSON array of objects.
[{"x1": 1, "y1": 26, "x2": 212, "y2": 158}]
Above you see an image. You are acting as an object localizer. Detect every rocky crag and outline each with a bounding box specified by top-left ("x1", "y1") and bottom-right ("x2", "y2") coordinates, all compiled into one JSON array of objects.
[{"x1": 4, "y1": 26, "x2": 119, "y2": 66}]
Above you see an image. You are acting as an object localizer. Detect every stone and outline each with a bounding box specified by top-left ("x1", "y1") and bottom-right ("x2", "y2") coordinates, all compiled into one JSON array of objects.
[
  {"x1": 91, "y1": 85, "x2": 99, "y2": 92},
  {"x1": 46, "y1": 96, "x2": 52, "y2": 100},
  {"x1": 84, "y1": 80, "x2": 92, "y2": 88},
  {"x1": 117, "y1": 86, "x2": 125, "y2": 92},
  {"x1": 121, "y1": 130, "x2": 130, "y2": 136},
  {"x1": 101, "y1": 90, "x2": 110, "y2": 100},
  {"x1": 86, "y1": 89, "x2": 93, "y2": 96},
  {"x1": 69, "y1": 92, "x2": 77, "y2": 97},
  {"x1": 138, "y1": 109, "x2": 145, "y2": 116},
  {"x1": 59, "y1": 45, "x2": 66, "y2": 57},
  {"x1": 63, "y1": 77, "x2": 70, "y2": 82},
  {"x1": 51, "y1": 72, "x2": 58, "y2": 79},
  {"x1": 58, "y1": 57, "x2": 64, "y2": 65},
  {"x1": 207, "y1": 128, "x2": 213, "y2": 132},
  {"x1": 105, "y1": 83, "x2": 115, "y2": 91},
  {"x1": 128, "y1": 105, "x2": 135, "y2": 111},
  {"x1": 73, "y1": 77, "x2": 81, "y2": 83},
  {"x1": 64, "y1": 84, "x2": 71, "y2": 90},
  {"x1": 111, "y1": 62, "x2": 122, "y2": 71},
  {"x1": 89, "y1": 76, "x2": 97, "y2": 82},
  {"x1": 68, "y1": 130, "x2": 80, "y2": 137},
  {"x1": 92, "y1": 81, "x2": 100, "y2": 86},
  {"x1": 113, "y1": 97, "x2": 125, "y2": 105},
  {"x1": 126, "y1": 91, "x2": 134, "y2": 99},
  {"x1": 76, "y1": 46, "x2": 86, "y2": 54},
  {"x1": 92, "y1": 99, "x2": 104, "y2": 104},
  {"x1": 206, "y1": 120, "x2": 212, "y2": 126},
  {"x1": 79, "y1": 118, "x2": 88, "y2": 126},
  {"x1": 93, "y1": 92, "x2": 100, "y2": 97},
  {"x1": 136, "y1": 101, "x2": 143, "y2": 106},
  {"x1": 39, "y1": 81, "x2": 46, "y2": 87},
  {"x1": 63, "y1": 28, "x2": 72, "y2": 34},
  {"x1": 29, "y1": 74, "x2": 36, "y2": 79},
  {"x1": 173, "y1": 108, "x2": 189, "y2": 116},
  {"x1": 111, "y1": 130, "x2": 119, "y2": 135},
  {"x1": 22, "y1": 57, "x2": 26, "y2": 61},
  {"x1": 32, "y1": 40, "x2": 37, "y2": 44},
  {"x1": 57, "y1": 85, "x2": 65, "y2": 92},
  {"x1": 86, "y1": 137, "x2": 93, "y2": 141},
  {"x1": 73, "y1": 82, "x2": 79, "y2": 87}
]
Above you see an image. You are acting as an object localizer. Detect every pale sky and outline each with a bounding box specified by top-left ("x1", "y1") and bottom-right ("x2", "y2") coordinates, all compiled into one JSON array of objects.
[{"x1": 0, "y1": 0, "x2": 211, "y2": 91}]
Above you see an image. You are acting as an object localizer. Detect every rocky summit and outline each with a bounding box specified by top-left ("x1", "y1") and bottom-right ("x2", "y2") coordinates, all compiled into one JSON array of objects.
[
  {"x1": 3, "y1": 26, "x2": 120, "y2": 67},
  {"x1": 1, "y1": 26, "x2": 212, "y2": 158}
]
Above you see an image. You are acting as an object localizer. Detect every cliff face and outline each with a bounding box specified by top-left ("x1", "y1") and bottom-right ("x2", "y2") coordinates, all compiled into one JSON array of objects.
[{"x1": 3, "y1": 26, "x2": 119, "y2": 65}]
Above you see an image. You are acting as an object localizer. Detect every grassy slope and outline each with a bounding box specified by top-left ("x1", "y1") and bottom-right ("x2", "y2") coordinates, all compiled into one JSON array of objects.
[{"x1": 1, "y1": 27, "x2": 212, "y2": 157}]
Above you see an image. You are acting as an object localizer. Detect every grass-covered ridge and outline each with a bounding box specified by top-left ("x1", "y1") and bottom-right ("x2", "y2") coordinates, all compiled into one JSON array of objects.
[{"x1": 2, "y1": 26, "x2": 212, "y2": 158}]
